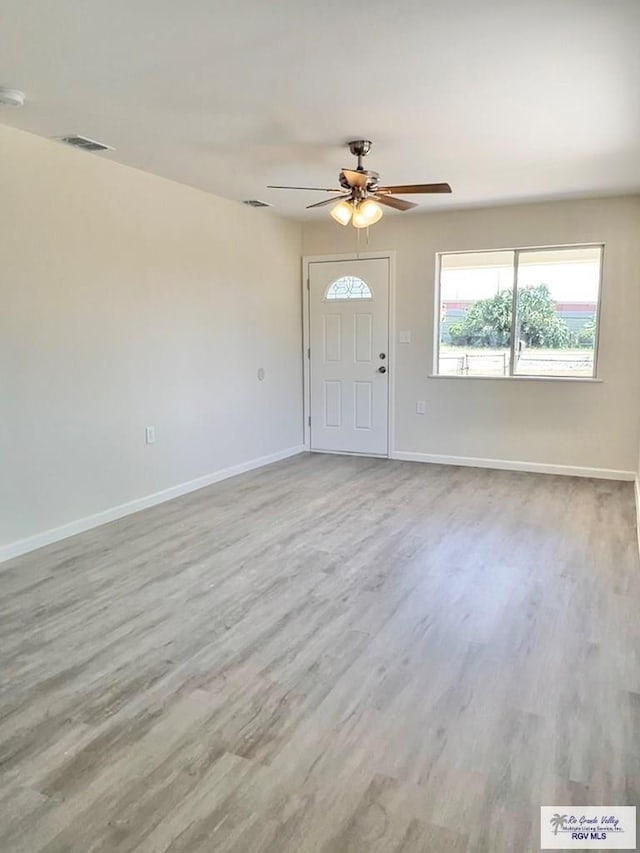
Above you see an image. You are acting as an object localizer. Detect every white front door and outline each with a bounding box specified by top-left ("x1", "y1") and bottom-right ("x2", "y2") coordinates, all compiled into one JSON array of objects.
[{"x1": 309, "y1": 258, "x2": 389, "y2": 455}]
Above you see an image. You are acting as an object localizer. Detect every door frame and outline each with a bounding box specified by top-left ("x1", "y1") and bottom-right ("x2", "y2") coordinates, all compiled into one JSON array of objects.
[{"x1": 302, "y1": 251, "x2": 396, "y2": 456}]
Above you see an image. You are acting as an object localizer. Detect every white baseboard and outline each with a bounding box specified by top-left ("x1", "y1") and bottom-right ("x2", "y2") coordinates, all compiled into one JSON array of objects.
[
  {"x1": 390, "y1": 450, "x2": 635, "y2": 482},
  {"x1": 0, "y1": 445, "x2": 306, "y2": 565}
]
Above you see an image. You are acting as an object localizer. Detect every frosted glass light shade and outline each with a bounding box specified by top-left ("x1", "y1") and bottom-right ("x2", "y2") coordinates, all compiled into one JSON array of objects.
[
  {"x1": 352, "y1": 199, "x2": 383, "y2": 228},
  {"x1": 330, "y1": 200, "x2": 353, "y2": 226}
]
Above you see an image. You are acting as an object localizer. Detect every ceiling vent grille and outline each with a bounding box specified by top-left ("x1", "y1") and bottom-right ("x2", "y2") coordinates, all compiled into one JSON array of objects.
[
  {"x1": 57, "y1": 135, "x2": 114, "y2": 152},
  {"x1": 242, "y1": 199, "x2": 272, "y2": 208}
]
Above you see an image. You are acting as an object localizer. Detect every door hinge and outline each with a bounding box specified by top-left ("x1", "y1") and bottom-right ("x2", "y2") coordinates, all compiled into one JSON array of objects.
[
  {"x1": 306, "y1": 278, "x2": 310, "y2": 291},
  {"x1": 308, "y1": 416, "x2": 311, "y2": 427},
  {"x1": 307, "y1": 347, "x2": 310, "y2": 359}
]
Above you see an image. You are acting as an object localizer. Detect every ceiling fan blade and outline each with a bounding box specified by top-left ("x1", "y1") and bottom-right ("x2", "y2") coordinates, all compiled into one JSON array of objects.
[
  {"x1": 306, "y1": 194, "x2": 350, "y2": 209},
  {"x1": 267, "y1": 185, "x2": 343, "y2": 192},
  {"x1": 341, "y1": 169, "x2": 369, "y2": 189},
  {"x1": 377, "y1": 182, "x2": 452, "y2": 194},
  {"x1": 373, "y1": 194, "x2": 418, "y2": 211}
]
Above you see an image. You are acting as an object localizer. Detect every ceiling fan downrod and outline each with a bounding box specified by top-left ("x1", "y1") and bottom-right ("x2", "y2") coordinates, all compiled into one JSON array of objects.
[{"x1": 348, "y1": 139, "x2": 372, "y2": 171}]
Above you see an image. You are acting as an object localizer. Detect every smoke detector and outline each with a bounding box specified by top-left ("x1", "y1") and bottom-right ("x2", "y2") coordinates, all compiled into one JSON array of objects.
[{"x1": 0, "y1": 87, "x2": 25, "y2": 107}]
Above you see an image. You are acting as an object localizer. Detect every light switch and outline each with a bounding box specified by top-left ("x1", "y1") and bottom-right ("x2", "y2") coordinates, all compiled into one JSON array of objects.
[
  {"x1": 416, "y1": 401, "x2": 426, "y2": 415},
  {"x1": 399, "y1": 330, "x2": 411, "y2": 344},
  {"x1": 145, "y1": 426, "x2": 156, "y2": 444}
]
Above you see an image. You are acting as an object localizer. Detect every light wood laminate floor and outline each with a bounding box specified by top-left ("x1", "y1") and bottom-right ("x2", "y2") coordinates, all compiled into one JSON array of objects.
[{"x1": 1, "y1": 453, "x2": 639, "y2": 852}]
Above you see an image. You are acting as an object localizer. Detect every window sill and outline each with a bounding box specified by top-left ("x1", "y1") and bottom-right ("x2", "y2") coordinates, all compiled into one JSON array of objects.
[{"x1": 428, "y1": 374, "x2": 602, "y2": 383}]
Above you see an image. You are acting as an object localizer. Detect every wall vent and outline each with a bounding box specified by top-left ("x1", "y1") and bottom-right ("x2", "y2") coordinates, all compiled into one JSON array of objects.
[
  {"x1": 57, "y1": 135, "x2": 114, "y2": 152},
  {"x1": 242, "y1": 199, "x2": 272, "y2": 208}
]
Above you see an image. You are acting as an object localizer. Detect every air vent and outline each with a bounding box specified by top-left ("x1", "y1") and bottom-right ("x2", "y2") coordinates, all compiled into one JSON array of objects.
[
  {"x1": 242, "y1": 199, "x2": 272, "y2": 208},
  {"x1": 57, "y1": 135, "x2": 114, "y2": 152}
]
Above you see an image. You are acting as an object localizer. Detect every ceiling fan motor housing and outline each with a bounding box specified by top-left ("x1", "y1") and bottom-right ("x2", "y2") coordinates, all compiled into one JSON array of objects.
[{"x1": 339, "y1": 170, "x2": 380, "y2": 193}]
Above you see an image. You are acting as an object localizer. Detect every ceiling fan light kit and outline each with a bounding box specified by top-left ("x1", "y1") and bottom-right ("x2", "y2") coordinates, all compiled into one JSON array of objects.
[
  {"x1": 352, "y1": 197, "x2": 384, "y2": 228},
  {"x1": 329, "y1": 199, "x2": 354, "y2": 226},
  {"x1": 268, "y1": 139, "x2": 452, "y2": 229},
  {"x1": 329, "y1": 197, "x2": 384, "y2": 228}
]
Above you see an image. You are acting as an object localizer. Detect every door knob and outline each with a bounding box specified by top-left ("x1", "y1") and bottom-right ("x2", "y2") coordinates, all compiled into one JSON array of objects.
[
  {"x1": 379, "y1": 353, "x2": 386, "y2": 359},
  {"x1": 378, "y1": 366, "x2": 387, "y2": 373}
]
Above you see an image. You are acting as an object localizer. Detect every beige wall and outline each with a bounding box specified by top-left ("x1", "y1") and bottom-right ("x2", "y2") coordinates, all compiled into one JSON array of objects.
[
  {"x1": 0, "y1": 124, "x2": 303, "y2": 549},
  {"x1": 303, "y1": 196, "x2": 640, "y2": 474}
]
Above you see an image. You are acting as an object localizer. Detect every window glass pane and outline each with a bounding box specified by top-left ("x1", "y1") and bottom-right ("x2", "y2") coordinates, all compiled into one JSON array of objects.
[
  {"x1": 438, "y1": 251, "x2": 514, "y2": 376},
  {"x1": 513, "y1": 247, "x2": 601, "y2": 377}
]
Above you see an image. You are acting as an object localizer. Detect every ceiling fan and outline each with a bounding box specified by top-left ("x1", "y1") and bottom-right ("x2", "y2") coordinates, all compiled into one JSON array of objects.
[{"x1": 267, "y1": 139, "x2": 452, "y2": 228}]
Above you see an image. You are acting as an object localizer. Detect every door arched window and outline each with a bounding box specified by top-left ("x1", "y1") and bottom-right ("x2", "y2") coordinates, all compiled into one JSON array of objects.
[{"x1": 324, "y1": 276, "x2": 373, "y2": 301}]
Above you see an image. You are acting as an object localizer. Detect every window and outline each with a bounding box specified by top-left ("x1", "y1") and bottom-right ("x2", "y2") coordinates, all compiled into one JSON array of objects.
[
  {"x1": 325, "y1": 276, "x2": 372, "y2": 300},
  {"x1": 435, "y1": 245, "x2": 602, "y2": 378}
]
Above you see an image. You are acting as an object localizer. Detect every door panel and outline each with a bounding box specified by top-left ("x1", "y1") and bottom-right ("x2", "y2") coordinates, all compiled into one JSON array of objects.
[
  {"x1": 354, "y1": 382, "x2": 373, "y2": 430},
  {"x1": 309, "y1": 258, "x2": 389, "y2": 455},
  {"x1": 324, "y1": 380, "x2": 342, "y2": 427},
  {"x1": 354, "y1": 313, "x2": 373, "y2": 362},
  {"x1": 323, "y1": 314, "x2": 341, "y2": 362}
]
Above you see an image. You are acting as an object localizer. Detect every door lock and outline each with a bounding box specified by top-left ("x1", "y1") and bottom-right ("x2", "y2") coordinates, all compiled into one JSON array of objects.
[{"x1": 378, "y1": 366, "x2": 387, "y2": 373}]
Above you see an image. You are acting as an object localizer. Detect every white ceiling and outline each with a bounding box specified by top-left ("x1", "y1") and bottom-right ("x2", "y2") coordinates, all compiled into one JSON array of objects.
[{"x1": 1, "y1": 0, "x2": 639, "y2": 220}]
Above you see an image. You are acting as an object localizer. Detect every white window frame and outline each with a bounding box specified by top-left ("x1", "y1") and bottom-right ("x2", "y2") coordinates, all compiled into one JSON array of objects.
[{"x1": 432, "y1": 243, "x2": 605, "y2": 382}]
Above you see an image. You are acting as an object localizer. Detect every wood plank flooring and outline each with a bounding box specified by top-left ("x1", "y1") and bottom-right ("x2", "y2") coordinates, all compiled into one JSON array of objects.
[{"x1": 1, "y1": 453, "x2": 639, "y2": 852}]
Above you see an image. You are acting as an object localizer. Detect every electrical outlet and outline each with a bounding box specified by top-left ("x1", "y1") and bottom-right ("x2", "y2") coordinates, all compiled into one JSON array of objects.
[
  {"x1": 399, "y1": 330, "x2": 411, "y2": 344},
  {"x1": 145, "y1": 425, "x2": 156, "y2": 444},
  {"x1": 416, "y1": 401, "x2": 426, "y2": 415}
]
